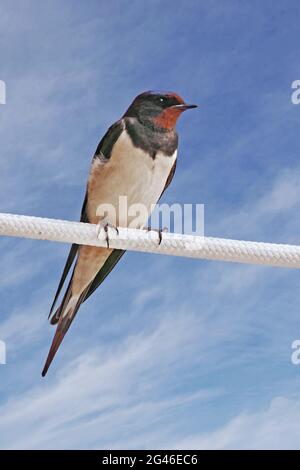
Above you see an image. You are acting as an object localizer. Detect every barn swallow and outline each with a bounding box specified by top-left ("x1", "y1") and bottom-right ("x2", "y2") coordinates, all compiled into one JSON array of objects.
[{"x1": 42, "y1": 91, "x2": 197, "y2": 376}]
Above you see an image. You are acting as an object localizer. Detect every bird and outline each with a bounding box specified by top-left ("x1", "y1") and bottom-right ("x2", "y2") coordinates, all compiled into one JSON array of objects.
[{"x1": 42, "y1": 91, "x2": 197, "y2": 376}]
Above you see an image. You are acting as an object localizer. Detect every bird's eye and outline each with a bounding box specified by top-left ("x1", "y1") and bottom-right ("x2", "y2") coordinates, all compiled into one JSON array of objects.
[{"x1": 159, "y1": 97, "x2": 165, "y2": 103}]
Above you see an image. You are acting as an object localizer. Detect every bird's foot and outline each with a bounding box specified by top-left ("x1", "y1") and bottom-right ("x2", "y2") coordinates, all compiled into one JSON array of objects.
[
  {"x1": 97, "y1": 221, "x2": 119, "y2": 248},
  {"x1": 145, "y1": 226, "x2": 168, "y2": 245}
]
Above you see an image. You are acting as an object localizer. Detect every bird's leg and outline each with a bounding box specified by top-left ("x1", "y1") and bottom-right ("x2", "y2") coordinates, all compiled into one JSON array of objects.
[
  {"x1": 104, "y1": 223, "x2": 119, "y2": 248},
  {"x1": 97, "y1": 219, "x2": 119, "y2": 248},
  {"x1": 145, "y1": 226, "x2": 168, "y2": 245}
]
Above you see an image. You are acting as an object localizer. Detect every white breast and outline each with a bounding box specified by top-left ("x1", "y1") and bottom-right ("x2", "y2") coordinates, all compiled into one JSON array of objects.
[{"x1": 87, "y1": 130, "x2": 177, "y2": 228}]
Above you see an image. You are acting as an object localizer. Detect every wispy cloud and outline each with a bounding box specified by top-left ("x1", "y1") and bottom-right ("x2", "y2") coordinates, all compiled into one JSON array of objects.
[
  {"x1": 0, "y1": 308, "x2": 221, "y2": 449},
  {"x1": 1, "y1": 0, "x2": 300, "y2": 450},
  {"x1": 173, "y1": 396, "x2": 300, "y2": 450}
]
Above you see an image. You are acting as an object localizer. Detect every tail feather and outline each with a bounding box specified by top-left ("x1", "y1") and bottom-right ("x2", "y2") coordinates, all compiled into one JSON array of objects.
[
  {"x1": 48, "y1": 243, "x2": 78, "y2": 321},
  {"x1": 42, "y1": 315, "x2": 72, "y2": 377},
  {"x1": 44, "y1": 247, "x2": 125, "y2": 375},
  {"x1": 49, "y1": 275, "x2": 74, "y2": 325},
  {"x1": 42, "y1": 291, "x2": 87, "y2": 377}
]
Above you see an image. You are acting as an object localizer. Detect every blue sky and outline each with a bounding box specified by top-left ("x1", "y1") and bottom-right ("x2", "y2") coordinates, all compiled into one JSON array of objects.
[{"x1": 1, "y1": 0, "x2": 300, "y2": 449}]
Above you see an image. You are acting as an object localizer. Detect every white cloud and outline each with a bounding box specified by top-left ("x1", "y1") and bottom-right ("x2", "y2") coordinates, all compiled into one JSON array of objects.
[
  {"x1": 0, "y1": 292, "x2": 49, "y2": 353},
  {"x1": 0, "y1": 309, "x2": 221, "y2": 449},
  {"x1": 1, "y1": 0, "x2": 300, "y2": 451},
  {"x1": 132, "y1": 286, "x2": 162, "y2": 308},
  {"x1": 173, "y1": 396, "x2": 300, "y2": 450},
  {"x1": 209, "y1": 162, "x2": 300, "y2": 244}
]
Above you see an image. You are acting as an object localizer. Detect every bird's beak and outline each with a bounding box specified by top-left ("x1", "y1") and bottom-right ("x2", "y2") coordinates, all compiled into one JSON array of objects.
[{"x1": 170, "y1": 103, "x2": 198, "y2": 111}]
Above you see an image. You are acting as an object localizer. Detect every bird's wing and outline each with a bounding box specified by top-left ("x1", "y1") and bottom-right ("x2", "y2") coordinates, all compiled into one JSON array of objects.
[
  {"x1": 43, "y1": 280, "x2": 90, "y2": 376},
  {"x1": 94, "y1": 119, "x2": 125, "y2": 162},
  {"x1": 48, "y1": 121, "x2": 124, "y2": 324},
  {"x1": 83, "y1": 249, "x2": 125, "y2": 303},
  {"x1": 44, "y1": 244, "x2": 118, "y2": 374},
  {"x1": 160, "y1": 158, "x2": 177, "y2": 198},
  {"x1": 48, "y1": 193, "x2": 89, "y2": 320}
]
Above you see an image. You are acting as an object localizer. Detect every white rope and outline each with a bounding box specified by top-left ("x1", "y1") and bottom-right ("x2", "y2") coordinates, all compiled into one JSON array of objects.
[{"x1": 0, "y1": 212, "x2": 299, "y2": 269}]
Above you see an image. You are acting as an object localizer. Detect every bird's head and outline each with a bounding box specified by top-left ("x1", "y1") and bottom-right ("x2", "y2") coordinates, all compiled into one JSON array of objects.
[{"x1": 124, "y1": 91, "x2": 197, "y2": 130}]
